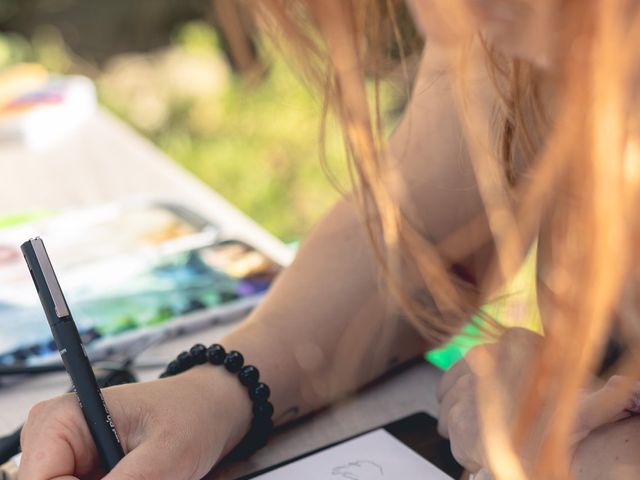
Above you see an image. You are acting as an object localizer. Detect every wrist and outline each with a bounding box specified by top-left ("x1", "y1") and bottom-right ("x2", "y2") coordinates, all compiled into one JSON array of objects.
[{"x1": 181, "y1": 364, "x2": 253, "y2": 455}]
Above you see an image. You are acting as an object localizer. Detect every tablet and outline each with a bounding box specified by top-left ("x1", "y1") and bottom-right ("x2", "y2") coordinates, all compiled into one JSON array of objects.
[{"x1": 237, "y1": 412, "x2": 463, "y2": 480}]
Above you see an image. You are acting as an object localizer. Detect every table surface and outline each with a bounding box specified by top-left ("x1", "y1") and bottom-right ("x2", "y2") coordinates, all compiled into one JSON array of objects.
[{"x1": 0, "y1": 110, "x2": 443, "y2": 479}]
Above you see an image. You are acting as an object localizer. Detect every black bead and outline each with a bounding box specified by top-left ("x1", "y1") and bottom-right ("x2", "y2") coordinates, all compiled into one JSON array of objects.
[
  {"x1": 238, "y1": 365, "x2": 260, "y2": 387},
  {"x1": 253, "y1": 434, "x2": 269, "y2": 449},
  {"x1": 166, "y1": 360, "x2": 180, "y2": 375},
  {"x1": 161, "y1": 344, "x2": 273, "y2": 456},
  {"x1": 252, "y1": 401, "x2": 274, "y2": 419},
  {"x1": 251, "y1": 416, "x2": 274, "y2": 435},
  {"x1": 236, "y1": 433, "x2": 266, "y2": 457},
  {"x1": 176, "y1": 351, "x2": 194, "y2": 370},
  {"x1": 249, "y1": 382, "x2": 271, "y2": 402},
  {"x1": 190, "y1": 344, "x2": 207, "y2": 364},
  {"x1": 245, "y1": 432, "x2": 270, "y2": 454},
  {"x1": 206, "y1": 344, "x2": 226, "y2": 365},
  {"x1": 224, "y1": 350, "x2": 244, "y2": 373}
]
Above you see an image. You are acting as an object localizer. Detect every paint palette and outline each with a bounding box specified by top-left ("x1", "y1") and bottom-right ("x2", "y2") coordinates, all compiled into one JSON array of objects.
[{"x1": 0, "y1": 200, "x2": 282, "y2": 366}]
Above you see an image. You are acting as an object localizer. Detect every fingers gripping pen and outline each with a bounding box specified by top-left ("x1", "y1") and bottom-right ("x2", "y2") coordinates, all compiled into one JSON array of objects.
[{"x1": 21, "y1": 237, "x2": 124, "y2": 471}]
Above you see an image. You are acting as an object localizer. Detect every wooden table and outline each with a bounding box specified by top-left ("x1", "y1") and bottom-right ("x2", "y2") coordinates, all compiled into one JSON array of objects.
[{"x1": 0, "y1": 110, "x2": 443, "y2": 479}]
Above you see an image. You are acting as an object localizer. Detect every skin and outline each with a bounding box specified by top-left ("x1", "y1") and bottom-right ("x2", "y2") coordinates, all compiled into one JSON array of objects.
[
  {"x1": 19, "y1": 36, "x2": 496, "y2": 480},
  {"x1": 19, "y1": 36, "x2": 493, "y2": 480},
  {"x1": 18, "y1": 1, "x2": 640, "y2": 479},
  {"x1": 437, "y1": 329, "x2": 640, "y2": 477},
  {"x1": 572, "y1": 416, "x2": 640, "y2": 480},
  {"x1": 427, "y1": 0, "x2": 640, "y2": 477}
]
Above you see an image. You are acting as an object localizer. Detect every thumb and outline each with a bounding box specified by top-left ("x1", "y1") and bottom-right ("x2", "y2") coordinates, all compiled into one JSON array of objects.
[
  {"x1": 574, "y1": 376, "x2": 637, "y2": 444},
  {"x1": 102, "y1": 438, "x2": 200, "y2": 480}
]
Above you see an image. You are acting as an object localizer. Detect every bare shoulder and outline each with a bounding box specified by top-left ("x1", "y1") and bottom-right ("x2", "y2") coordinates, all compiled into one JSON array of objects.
[
  {"x1": 573, "y1": 416, "x2": 640, "y2": 479},
  {"x1": 388, "y1": 40, "x2": 498, "y2": 242}
]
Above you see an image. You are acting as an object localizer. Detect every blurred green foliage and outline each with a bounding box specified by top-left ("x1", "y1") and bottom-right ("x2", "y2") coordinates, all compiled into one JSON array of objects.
[
  {"x1": 1, "y1": 21, "x2": 351, "y2": 242},
  {"x1": 0, "y1": 25, "x2": 72, "y2": 71},
  {"x1": 143, "y1": 22, "x2": 350, "y2": 242}
]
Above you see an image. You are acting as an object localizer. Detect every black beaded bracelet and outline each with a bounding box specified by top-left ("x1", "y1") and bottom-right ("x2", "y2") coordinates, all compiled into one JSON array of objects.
[{"x1": 159, "y1": 343, "x2": 274, "y2": 458}]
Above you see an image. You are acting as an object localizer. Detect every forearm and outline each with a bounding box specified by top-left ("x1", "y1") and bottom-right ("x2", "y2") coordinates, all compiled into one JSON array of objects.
[
  {"x1": 211, "y1": 44, "x2": 496, "y2": 427},
  {"x1": 202, "y1": 43, "x2": 503, "y2": 432},
  {"x1": 218, "y1": 197, "x2": 428, "y2": 425}
]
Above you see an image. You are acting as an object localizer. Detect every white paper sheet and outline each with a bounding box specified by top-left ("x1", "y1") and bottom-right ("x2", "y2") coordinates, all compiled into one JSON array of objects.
[{"x1": 253, "y1": 429, "x2": 454, "y2": 479}]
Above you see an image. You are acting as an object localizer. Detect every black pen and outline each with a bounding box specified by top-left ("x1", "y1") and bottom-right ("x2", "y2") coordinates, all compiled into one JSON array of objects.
[{"x1": 21, "y1": 237, "x2": 124, "y2": 471}]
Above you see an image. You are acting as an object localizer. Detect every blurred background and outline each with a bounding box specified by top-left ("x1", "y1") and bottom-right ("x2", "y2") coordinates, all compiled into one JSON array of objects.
[
  {"x1": 0, "y1": 0, "x2": 538, "y2": 373},
  {"x1": 0, "y1": 0, "x2": 427, "y2": 372},
  {"x1": 0, "y1": 0, "x2": 378, "y2": 242}
]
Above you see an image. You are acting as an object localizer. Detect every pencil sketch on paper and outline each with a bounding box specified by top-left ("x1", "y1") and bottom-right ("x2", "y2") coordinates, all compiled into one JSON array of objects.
[{"x1": 331, "y1": 460, "x2": 384, "y2": 479}]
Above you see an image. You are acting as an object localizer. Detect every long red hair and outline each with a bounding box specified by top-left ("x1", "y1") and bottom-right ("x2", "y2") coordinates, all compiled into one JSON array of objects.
[{"x1": 255, "y1": 1, "x2": 640, "y2": 478}]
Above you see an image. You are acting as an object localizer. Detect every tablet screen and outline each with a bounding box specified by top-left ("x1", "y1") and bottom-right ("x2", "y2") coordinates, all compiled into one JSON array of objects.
[{"x1": 251, "y1": 428, "x2": 453, "y2": 479}]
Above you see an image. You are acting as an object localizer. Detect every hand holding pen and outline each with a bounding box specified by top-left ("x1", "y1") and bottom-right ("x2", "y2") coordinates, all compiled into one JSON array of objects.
[
  {"x1": 18, "y1": 238, "x2": 253, "y2": 479},
  {"x1": 22, "y1": 238, "x2": 124, "y2": 470},
  {"x1": 18, "y1": 363, "x2": 251, "y2": 479}
]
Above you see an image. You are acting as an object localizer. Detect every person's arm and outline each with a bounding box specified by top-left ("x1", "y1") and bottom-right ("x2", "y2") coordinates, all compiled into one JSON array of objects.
[
  {"x1": 18, "y1": 43, "x2": 499, "y2": 480},
  {"x1": 216, "y1": 196, "x2": 428, "y2": 425},
  {"x1": 201, "y1": 42, "x2": 502, "y2": 427}
]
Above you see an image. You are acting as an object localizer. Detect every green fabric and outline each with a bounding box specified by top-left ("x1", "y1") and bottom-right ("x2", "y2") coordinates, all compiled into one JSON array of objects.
[
  {"x1": 426, "y1": 322, "x2": 483, "y2": 369},
  {"x1": 425, "y1": 246, "x2": 542, "y2": 370}
]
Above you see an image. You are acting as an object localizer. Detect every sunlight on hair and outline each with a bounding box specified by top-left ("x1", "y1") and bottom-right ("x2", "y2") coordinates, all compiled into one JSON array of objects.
[
  {"x1": 471, "y1": 347, "x2": 528, "y2": 480},
  {"x1": 624, "y1": 139, "x2": 640, "y2": 187},
  {"x1": 254, "y1": 0, "x2": 640, "y2": 478}
]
